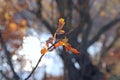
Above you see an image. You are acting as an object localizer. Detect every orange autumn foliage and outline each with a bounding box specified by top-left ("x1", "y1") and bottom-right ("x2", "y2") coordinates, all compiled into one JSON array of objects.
[
  {"x1": 54, "y1": 41, "x2": 64, "y2": 48},
  {"x1": 40, "y1": 18, "x2": 80, "y2": 55},
  {"x1": 58, "y1": 18, "x2": 65, "y2": 28},
  {"x1": 54, "y1": 37, "x2": 68, "y2": 48},
  {"x1": 54, "y1": 37, "x2": 80, "y2": 54},
  {"x1": 56, "y1": 30, "x2": 65, "y2": 34},
  {"x1": 9, "y1": 22, "x2": 18, "y2": 31},
  {"x1": 21, "y1": 19, "x2": 27, "y2": 26},
  {"x1": 40, "y1": 47, "x2": 48, "y2": 54},
  {"x1": 54, "y1": 18, "x2": 65, "y2": 40},
  {"x1": 46, "y1": 37, "x2": 54, "y2": 47},
  {"x1": 69, "y1": 47, "x2": 80, "y2": 54}
]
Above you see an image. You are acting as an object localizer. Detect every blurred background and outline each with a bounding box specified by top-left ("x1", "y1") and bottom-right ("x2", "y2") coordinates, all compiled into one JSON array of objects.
[{"x1": 0, "y1": 0, "x2": 120, "y2": 80}]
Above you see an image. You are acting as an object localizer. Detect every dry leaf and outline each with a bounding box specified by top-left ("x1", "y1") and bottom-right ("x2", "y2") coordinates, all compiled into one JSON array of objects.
[{"x1": 40, "y1": 47, "x2": 48, "y2": 54}]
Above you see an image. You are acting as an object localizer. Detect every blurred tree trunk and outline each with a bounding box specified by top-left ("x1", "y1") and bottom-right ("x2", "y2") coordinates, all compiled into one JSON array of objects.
[
  {"x1": 35, "y1": 0, "x2": 120, "y2": 80},
  {"x1": 0, "y1": 32, "x2": 20, "y2": 80}
]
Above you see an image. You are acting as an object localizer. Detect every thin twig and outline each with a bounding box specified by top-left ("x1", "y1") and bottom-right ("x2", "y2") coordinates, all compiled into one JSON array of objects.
[
  {"x1": 25, "y1": 42, "x2": 57, "y2": 80},
  {"x1": 25, "y1": 54, "x2": 45, "y2": 80},
  {"x1": 0, "y1": 33, "x2": 20, "y2": 79},
  {"x1": 25, "y1": 28, "x2": 74, "y2": 80}
]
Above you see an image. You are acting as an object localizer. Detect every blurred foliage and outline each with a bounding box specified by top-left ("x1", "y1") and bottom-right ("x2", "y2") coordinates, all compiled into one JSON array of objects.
[
  {"x1": 0, "y1": 0, "x2": 120, "y2": 80},
  {"x1": 108, "y1": 74, "x2": 120, "y2": 80}
]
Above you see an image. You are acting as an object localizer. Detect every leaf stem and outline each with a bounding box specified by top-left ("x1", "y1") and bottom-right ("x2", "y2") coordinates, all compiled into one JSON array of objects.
[
  {"x1": 25, "y1": 54, "x2": 45, "y2": 80},
  {"x1": 25, "y1": 28, "x2": 74, "y2": 80}
]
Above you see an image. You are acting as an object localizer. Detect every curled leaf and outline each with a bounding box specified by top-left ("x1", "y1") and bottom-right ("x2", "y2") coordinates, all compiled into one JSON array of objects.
[
  {"x1": 70, "y1": 48, "x2": 80, "y2": 54},
  {"x1": 54, "y1": 41, "x2": 63, "y2": 48},
  {"x1": 41, "y1": 18, "x2": 80, "y2": 55},
  {"x1": 46, "y1": 37, "x2": 54, "y2": 47},
  {"x1": 64, "y1": 43, "x2": 80, "y2": 54},
  {"x1": 53, "y1": 37, "x2": 80, "y2": 54},
  {"x1": 56, "y1": 29, "x2": 65, "y2": 34},
  {"x1": 58, "y1": 18, "x2": 65, "y2": 28},
  {"x1": 40, "y1": 47, "x2": 48, "y2": 54},
  {"x1": 64, "y1": 43, "x2": 71, "y2": 52},
  {"x1": 54, "y1": 18, "x2": 65, "y2": 40}
]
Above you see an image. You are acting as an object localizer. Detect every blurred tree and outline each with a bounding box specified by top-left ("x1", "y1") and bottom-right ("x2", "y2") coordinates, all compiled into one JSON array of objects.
[
  {"x1": 34, "y1": 0, "x2": 120, "y2": 80},
  {"x1": 0, "y1": 0, "x2": 27, "y2": 80},
  {"x1": 0, "y1": 0, "x2": 120, "y2": 80}
]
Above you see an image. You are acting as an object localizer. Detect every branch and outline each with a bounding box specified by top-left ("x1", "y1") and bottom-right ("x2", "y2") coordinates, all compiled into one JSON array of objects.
[
  {"x1": 78, "y1": 0, "x2": 90, "y2": 22},
  {"x1": 100, "y1": 26, "x2": 120, "y2": 58},
  {"x1": 25, "y1": 26, "x2": 78, "y2": 80},
  {"x1": 66, "y1": 0, "x2": 73, "y2": 30},
  {"x1": 41, "y1": 19, "x2": 56, "y2": 35},
  {"x1": 88, "y1": 18, "x2": 120, "y2": 47},
  {"x1": 25, "y1": 54, "x2": 45, "y2": 80},
  {"x1": 81, "y1": 19, "x2": 92, "y2": 48},
  {"x1": 0, "y1": 33, "x2": 20, "y2": 79},
  {"x1": 67, "y1": 0, "x2": 91, "y2": 46},
  {"x1": 25, "y1": 42, "x2": 59, "y2": 80},
  {"x1": 36, "y1": 0, "x2": 56, "y2": 35},
  {"x1": 68, "y1": 26, "x2": 83, "y2": 47},
  {"x1": 101, "y1": 35, "x2": 118, "y2": 58},
  {"x1": 4, "y1": 46, "x2": 20, "y2": 79},
  {"x1": 0, "y1": 70, "x2": 12, "y2": 80},
  {"x1": 36, "y1": 0, "x2": 42, "y2": 18},
  {"x1": 77, "y1": 0, "x2": 92, "y2": 49},
  {"x1": 55, "y1": 0, "x2": 65, "y2": 17}
]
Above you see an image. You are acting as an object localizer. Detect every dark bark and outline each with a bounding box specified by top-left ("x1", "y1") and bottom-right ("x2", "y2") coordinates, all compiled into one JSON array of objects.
[
  {"x1": 55, "y1": 0, "x2": 65, "y2": 17},
  {"x1": 31, "y1": 0, "x2": 120, "y2": 80},
  {"x1": 41, "y1": 19, "x2": 56, "y2": 35},
  {"x1": 34, "y1": 0, "x2": 120, "y2": 80},
  {"x1": 36, "y1": 0, "x2": 56, "y2": 35},
  {"x1": 0, "y1": 33, "x2": 20, "y2": 80},
  {"x1": 88, "y1": 18, "x2": 120, "y2": 47},
  {"x1": 0, "y1": 70, "x2": 12, "y2": 80},
  {"x1": 36, "y1": 0, "x2": 42, "y2": 18}
]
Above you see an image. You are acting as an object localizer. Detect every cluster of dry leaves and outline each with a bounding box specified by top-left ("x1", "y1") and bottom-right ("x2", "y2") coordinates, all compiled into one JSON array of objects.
[{"x1": 40, "y1": 18, "x2": 80, "y2": 55}]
